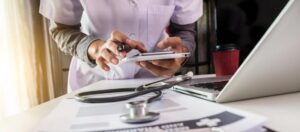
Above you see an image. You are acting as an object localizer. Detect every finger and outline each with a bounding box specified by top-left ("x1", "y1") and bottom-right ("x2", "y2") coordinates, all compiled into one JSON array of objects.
[
  {"x1": 175, "y1": 57, "x2": 186, "y2": 64},
  {"x1": 157, "y1": 37, "x2": 181, "y2": 49},
  {"x1": 110, "y1": 31, "x2": 129, "y2": 43},
  {"x1": 151, "y1": 59, "x2": 176, "y2": 69},
  {"x1": 136, "y1": 62, "x2": 142, "y2": 67},
  {"x1": 139, "y1": 61, "x2": 165, "y2": 76},
  {"x1": 139, "y1": 61, "x2": 172, "y2": 77},
  {"x1": 105, "y1": 40, "x2": 120, "y2": 56},
  {"x1": 96, "y1": 57, "x2": 110, "y2": 71},
  {"x1": 101, "y1": 49, "x2": 119, "y2": 65},
  {"x1": 182, "y1": 46, "x2": 189, "y2": 53},
  {"x1": 126, "y1": 39, "x2": 147, "y2": 53}
]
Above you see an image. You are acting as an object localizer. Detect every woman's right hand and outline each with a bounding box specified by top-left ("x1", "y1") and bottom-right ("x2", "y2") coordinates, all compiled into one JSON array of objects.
[{"x1": 88, "y1": 31, "x2": 147, "y2": 71}]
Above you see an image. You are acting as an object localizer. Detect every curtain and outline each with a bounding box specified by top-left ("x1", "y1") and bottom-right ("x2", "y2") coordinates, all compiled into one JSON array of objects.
[{"x1": 0, "y1": 0, "x2": 54, "y2": 120}]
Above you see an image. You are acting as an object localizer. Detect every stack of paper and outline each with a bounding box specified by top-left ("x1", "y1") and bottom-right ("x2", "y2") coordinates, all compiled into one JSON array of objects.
[{"x1": 34, "y1": 91, "x2": 266, "y2": 132}]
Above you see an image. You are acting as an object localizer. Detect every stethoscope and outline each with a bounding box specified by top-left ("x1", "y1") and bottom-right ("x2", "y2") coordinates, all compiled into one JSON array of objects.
[{"x1": 74, "y1": 72, "x2": 193, "y2": 124}]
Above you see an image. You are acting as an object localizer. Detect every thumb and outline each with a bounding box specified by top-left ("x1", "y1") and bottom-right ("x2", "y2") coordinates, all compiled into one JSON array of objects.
[{"x1": 126, "y1": 39, "x2": 147, "y2": 53}]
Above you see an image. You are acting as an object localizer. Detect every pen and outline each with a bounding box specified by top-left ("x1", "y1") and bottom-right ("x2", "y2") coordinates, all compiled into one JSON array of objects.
[{"x1": 117, "y1": 43, "x2": 131, "y2": 53}]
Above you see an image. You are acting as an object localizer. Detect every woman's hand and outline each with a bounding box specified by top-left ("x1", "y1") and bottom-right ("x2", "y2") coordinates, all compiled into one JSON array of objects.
[
  {"x1": 137, "y1": 37, "x2": 189, "y2": 77},
  {"x1": 88, "y1": 31, "x2": 147, "y2": 71}
]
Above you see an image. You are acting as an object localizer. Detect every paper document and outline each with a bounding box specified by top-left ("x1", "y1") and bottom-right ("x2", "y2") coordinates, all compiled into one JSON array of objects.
[{"x1": 34, "y1": 91, "x2": 266, "y2": 132}]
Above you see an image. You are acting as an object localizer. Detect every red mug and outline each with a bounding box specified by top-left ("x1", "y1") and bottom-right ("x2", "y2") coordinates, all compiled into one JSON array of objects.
[{"x1": 213, "y1": 44, "x2": 240, "y2": 77}]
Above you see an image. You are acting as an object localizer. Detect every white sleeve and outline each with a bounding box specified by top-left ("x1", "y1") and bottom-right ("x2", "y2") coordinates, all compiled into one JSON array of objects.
[
  {"x1": 171, "y1": 0, "x2": 203, "y2": 25},
  {"x1": 39, "y1": 0, "x2": 83, "y2": 25}
]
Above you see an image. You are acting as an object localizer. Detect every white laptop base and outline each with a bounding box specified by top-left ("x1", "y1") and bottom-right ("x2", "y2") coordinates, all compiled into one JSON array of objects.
[{"x1": 173, "y1": 76, "x2": 230, "y2": 101}]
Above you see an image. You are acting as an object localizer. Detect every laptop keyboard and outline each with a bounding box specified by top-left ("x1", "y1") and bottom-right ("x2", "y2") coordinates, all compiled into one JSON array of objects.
[{"x1": 191, "y1": 81, "x2": 228, "y2": 91}]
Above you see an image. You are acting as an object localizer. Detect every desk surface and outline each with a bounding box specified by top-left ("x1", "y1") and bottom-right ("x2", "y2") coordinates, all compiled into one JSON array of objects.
[{"x1": 1, "y1": 78, "x2": 300, "y2": 132}]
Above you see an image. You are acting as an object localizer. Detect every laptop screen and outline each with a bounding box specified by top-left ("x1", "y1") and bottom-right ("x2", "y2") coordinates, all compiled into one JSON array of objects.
[{"x1": 216, "y1": 0, "x2": 289, "y2": 62}]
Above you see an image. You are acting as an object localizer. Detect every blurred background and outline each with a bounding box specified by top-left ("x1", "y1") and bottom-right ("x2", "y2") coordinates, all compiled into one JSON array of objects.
[
  {"x1": 0, "y1": 0, "x2": 71, "y2": 120},
  {"x1": 0, "y1": 0, "x2": 287, "y2": 120}
]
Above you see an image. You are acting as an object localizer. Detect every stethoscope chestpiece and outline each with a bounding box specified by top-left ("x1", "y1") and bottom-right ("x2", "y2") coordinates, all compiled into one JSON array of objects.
[{"x1": 120, "y1": 100, "x2": 160, "y2": 124}]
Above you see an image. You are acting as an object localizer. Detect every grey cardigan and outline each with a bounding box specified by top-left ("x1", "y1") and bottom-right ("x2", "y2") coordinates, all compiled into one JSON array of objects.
[{"x1": 49, "y1": 21, "x2": 197, "y2": 67}]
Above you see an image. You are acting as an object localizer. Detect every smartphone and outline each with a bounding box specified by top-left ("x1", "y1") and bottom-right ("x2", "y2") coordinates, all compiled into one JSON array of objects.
[{"x1": 119, "y1": 51, "x2": 190, "y2": 64}]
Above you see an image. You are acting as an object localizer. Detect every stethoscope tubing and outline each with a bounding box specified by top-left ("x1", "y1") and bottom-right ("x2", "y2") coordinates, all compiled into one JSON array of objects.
[
  {"x1": 75, "y1": 85, "x2": 169, "y2": 103},
  {"x1": 74, "y1": 74, "x2": 192, "y2": 103}
]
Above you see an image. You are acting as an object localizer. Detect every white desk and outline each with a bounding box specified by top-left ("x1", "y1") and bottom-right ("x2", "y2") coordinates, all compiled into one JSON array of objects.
[{"x1": 1, "y1": 78, "x2": 300, "y2": 132}]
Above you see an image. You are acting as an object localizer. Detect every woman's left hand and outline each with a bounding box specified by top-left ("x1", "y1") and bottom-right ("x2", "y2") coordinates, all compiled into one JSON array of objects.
[{"x1": 137, "y1": 37, "x2": 189, "y2": 77}]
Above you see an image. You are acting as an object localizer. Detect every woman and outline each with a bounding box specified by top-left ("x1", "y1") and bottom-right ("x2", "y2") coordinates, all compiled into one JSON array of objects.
[{"x1": 40, "y1": 0, "x2": 203, "y2": 90}]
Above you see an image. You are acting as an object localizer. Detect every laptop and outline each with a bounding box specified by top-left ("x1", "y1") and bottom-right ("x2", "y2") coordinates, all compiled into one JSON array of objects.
[{"x1": 173, "y1": 0, "x2": 300, "y2": 103}]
